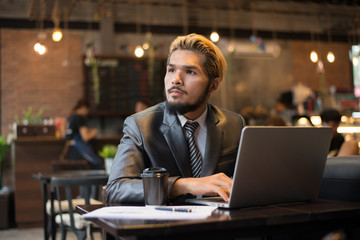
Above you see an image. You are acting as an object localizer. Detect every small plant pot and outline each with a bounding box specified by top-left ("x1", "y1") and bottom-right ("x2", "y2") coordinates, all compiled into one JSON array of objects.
[
  {"x1": 36, "y1": 125, "x2": 56, "y2": 137},
  {"x1": 16, "y1": 125, "x2": 37, "y2": 137}
]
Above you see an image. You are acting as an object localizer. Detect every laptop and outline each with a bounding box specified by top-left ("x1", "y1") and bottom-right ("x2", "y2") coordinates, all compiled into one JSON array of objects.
[{"x1": 186, "y1": 126, "x2": 332, "y2": 209}]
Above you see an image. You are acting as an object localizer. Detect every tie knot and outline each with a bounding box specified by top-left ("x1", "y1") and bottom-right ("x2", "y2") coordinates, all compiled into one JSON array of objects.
[{"x1": 184, "y1": 121, "x2": 199, "y2": 135}]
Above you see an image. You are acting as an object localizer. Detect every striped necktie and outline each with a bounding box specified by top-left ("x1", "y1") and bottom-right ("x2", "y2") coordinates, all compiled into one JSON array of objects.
[{"x1": 184, "y1": 121, "x2": 202, "y2": 178}]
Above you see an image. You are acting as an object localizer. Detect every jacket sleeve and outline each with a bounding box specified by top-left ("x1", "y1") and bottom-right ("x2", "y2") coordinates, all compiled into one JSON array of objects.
[{"x1": 105, "y1": 116, "x2": 179, "y2": 204}]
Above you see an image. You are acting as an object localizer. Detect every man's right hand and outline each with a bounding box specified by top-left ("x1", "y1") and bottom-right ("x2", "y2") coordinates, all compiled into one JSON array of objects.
[{"x1": 169, "y1": 172, "x2": 232, "y2": 201}]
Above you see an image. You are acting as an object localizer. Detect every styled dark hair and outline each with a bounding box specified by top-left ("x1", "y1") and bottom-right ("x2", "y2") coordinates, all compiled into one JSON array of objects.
[
  {"x1": 70, "y1": 98, "x2": 90, "y2": 114},
  {"x1": 320, "y1": 108, "x2": 342, "y2": 123},
  {"x1": 137, "y1": 99, "x2": 150, "y2": 107},
  {"x1": 168, "y1": 33, "x2": 226, "y2": 82}
]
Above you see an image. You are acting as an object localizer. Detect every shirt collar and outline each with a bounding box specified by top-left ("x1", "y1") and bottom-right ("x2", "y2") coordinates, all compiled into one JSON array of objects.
[{"x1": 178, "y1": 106, "x2": 208, "y2": 132}]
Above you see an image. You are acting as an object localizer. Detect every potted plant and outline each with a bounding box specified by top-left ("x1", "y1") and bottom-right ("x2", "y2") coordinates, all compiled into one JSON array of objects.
[
  {"x1": 0, "y1": 136, "x2": 9, "y2": 190},
  {"x1": 14, "y1": 107, "x2": 43, "y2": 137},
  {"x1": 99, "y1": 145, "x2": 118, "y2": 174},
  {"x1": 14, "y1": 107, "x2": 55, "y2": 137}
]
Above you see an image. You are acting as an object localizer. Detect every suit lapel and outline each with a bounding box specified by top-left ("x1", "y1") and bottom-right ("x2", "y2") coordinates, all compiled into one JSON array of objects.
[
  {"x1": 160, "y1": 106, "x2": 192, "y2": 177},
  {"x1": 201, "y1": 106, "x2": 222, "y2": 177}
]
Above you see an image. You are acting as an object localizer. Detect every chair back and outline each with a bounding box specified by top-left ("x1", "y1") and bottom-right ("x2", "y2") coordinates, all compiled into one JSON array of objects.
[
  {"x1": 50, "y1": 175, "x2": 108, "y2": 235},
  {"x1": 319, "y1": 156, "x2": 360, "y2": 202}
]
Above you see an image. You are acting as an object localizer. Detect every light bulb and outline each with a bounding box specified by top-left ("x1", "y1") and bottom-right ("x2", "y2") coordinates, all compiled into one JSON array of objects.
[
  {"x1": 37, "y1": 44, "x2": 47, "y2": 55},
  {"x1": 34, "y1": 42, "x2": 42, "y2": 52},
  {"x1": 134, "y1": 45, "x2": 144, "y2": 58},
  {"x1": 210, "y1": 31, "x2": 219, "y2": 42},
  {"x1": 327, "y1": 51, "x2": 335, "y2": 63},
  {"x1": 143, "y1": 42, "x2": 149, "y2": 50},
  {"x1": 52, "y1": 29, "x2": 63, "y2": 42},
  {"x1": 310, "y1": 50, "x2": 318, "y2": 63}
]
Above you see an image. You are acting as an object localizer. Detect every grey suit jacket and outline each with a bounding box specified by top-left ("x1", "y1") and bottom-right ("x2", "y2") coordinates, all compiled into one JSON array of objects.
[{"x1": 106, "y1": 102, "x2": 245, "y2": 204}]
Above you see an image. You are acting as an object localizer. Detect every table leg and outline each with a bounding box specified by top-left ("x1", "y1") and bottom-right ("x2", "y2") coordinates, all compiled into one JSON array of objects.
[
  {"x1": 40, "y1": 181, "x2": 49, "y2": 240},
  {"x1": 50, "y1": 191, "x2": 56, "y2": 240},
  {"x1": 105, "y1": 231, "x2": 116, "y2": 240}
]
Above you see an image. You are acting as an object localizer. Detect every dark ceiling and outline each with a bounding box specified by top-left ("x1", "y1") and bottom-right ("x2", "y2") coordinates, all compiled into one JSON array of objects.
[{"x1": 1, "y1": 0, "x2": 360, "y2": 42}]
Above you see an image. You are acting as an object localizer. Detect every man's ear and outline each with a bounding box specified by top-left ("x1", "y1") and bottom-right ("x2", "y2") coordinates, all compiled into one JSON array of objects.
[{"x1": 209, "y1": 77, "x2": 220, "y2": 94}]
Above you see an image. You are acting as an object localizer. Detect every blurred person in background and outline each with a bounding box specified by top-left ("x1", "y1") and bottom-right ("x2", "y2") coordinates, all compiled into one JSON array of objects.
[
  {"x1": 65, "y1": 99, "x2": 102, "y2": 168},
  {"x1": 135, "y1": 100, "x2": 150, "y2": 113},
  {"x1": 274, "y1": 91, "x2": 297, "y2": 125},
  {"x1": 321, "y1": 108, "x2": 359, "y2": 157},
  {"x1": 266, "y1": 116, "x2": 287, "y2": 126}
]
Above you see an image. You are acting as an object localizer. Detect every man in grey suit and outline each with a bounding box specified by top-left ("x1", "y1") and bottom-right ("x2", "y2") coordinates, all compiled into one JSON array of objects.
[{"x1": 106, "y1": 33, "x2": 245, "y2": 204}]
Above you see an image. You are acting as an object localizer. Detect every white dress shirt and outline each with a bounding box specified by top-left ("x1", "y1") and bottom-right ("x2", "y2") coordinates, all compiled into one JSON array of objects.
[{"x1": 177, "y1": 107, "x2": 208, "y2": 159}]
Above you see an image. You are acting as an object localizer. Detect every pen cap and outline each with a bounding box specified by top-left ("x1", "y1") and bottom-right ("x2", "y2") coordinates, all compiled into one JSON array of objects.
[{"x1": 141, "y1": 167, "x2": 169, "y2": 206}]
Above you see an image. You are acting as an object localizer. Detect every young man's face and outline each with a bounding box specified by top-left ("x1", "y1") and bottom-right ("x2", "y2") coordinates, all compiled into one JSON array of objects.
[{"x1": 164, "y1": 49, "x2": 216, "y2": 117}]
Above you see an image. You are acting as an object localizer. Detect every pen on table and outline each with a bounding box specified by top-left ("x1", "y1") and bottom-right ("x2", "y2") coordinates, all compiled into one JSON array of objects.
[{"x1": 155, "y1": 207, "x2": 192, "y2": 213}]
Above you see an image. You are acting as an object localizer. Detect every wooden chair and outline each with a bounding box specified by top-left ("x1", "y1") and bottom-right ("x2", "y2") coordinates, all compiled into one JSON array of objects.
[{"x1": 50, "y1": 175, "x2": 108, "y2": 240}]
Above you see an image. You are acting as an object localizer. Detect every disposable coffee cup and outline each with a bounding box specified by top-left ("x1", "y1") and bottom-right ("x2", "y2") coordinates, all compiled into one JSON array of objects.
[{"x1": 141, "y1": 167, "x2": 169, "y2": 206}]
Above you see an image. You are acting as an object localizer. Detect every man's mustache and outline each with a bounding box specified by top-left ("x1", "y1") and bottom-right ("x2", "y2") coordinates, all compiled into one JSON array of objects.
[{"x1": 167, "y1": 86, "x2": 188, "y2": 94}]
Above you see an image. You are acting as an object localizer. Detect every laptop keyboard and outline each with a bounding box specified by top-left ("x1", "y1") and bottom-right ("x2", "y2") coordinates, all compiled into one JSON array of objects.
[{"x1": 198, "y1": 197, "x2": 226, "y2": 203}]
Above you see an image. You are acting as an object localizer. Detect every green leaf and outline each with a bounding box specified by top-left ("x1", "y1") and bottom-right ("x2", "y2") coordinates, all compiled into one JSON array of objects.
[
  {"x1": 98, "y1": 144, "x2": 118, "y2": 158},
  {"x1": 0, "y1": 136, "x2": 9, "y2": 164}
]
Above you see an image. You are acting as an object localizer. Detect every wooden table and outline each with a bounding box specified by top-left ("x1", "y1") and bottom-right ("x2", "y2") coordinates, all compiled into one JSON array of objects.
[
  {"x1": 33, "y1": 170, "x2": 108, "y2": 240},
  {"x1": 76, "y1": 200, "x2": 360, "y2": 240}
]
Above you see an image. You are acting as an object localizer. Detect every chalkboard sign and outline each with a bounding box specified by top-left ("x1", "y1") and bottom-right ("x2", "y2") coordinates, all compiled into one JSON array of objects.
[{"x1": 84, "y1": 56, "x2": 166, "y2": 116}]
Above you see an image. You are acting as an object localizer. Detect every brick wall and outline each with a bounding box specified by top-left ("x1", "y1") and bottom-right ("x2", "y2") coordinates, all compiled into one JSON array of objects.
[
  {"x1": 292, "y1": 40, "x2": 352, "y2": 91},
  {"x1": 1, "y1": 29, "x2": 84, "y2": 136}
]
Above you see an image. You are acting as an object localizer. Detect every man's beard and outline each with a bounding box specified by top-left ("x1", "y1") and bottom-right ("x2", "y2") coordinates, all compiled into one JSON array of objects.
[{"x1": 165, "y1": 83, "x2": 210, "y2": 115}]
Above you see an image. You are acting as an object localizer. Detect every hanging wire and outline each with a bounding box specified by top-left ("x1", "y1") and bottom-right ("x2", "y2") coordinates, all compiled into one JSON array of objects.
[
  {"x1": 145, "y1": 2, "x2": 152, "y2": 34},
  {"x1": 271, "y1": 0, "x2": 278, "y2": 41},
  {"x1": 250, "y1": 0, "x2": 257, "y2": 37},
  {"x1": 182, "y1": 0, "x2": 188, "y2": 35},
  {"x1": 210, "y1": 6, "x2": 219, "y2": 42},
  {"x1": 62, "y1": 7, "x2": 70, "y2": 67},
  {"x1": 325, "y1": 6, "x2": 335, "y2": 63},
  {"x1": 134, "y1": 0, "x2": 144, "y2": 58},
  {"x1": 228, "y1": 0, "x2": 235, "y2": 44},
  {"x1": 135, "y1": 0, "x2": 142, "y2": 35},
  {"x1": 40, "y1": 0, "x2": 46, "y2": 32}
]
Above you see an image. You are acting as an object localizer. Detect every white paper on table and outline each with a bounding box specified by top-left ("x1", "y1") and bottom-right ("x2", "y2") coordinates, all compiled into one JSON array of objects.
[{"x1": 83, "y1": 205, "x2": 218, "y2": 220}]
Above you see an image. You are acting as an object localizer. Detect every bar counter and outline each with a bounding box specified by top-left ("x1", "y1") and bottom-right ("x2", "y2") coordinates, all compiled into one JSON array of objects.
[{"x1": 11, "y1": 135, "x2": 121, "y2": 228}]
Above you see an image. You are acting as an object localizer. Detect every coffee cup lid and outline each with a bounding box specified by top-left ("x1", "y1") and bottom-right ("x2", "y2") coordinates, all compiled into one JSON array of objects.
[{"x1": 141, "y1": 167, "x2": 167, "y2": 177}]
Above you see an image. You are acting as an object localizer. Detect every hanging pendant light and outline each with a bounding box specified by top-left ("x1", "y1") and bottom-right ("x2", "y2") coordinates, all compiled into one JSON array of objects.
[
  {"x1": 134, "y1": 0, "x2": 144, "y2": 58},
  {"x1": 52, "y1": 28, "x2": 63, "y2": 42},
  {"x1": 34, "y1": 41, "x2": 47, "y2": 55},
  {"x1": 134, "y1": 45, "x2": 144, "y2": 58},
  {"x1": 34, "y1": 31, "x2": 47, "y2": 55},
  {"x1": 37, "y1": 44, "x2": 47, "y2": 55},
  {"x1": 34, "y1": 0, "x2": 47, "y2": 55},
  {"x1": 51, "y1": 0, "x2": 62, "y2": 42},
  {"x1": 34, "y1": 42, "x2": 42, "y2": 52},
  {"x1": 210, "y1": 7, "x2": 219, "y2": 43},
  {"x1": 327, "y1": 51, "x2": 335, "y2": 63},
  {"x1": 326, "y1": 14, "x2": 335, "y2": 63},
  {"x1": 310, "y1": 50, "x2": 318, "y2": 63},
  {"x1": 210, "y1": 31, "x2": 220, "y2": 43}
]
